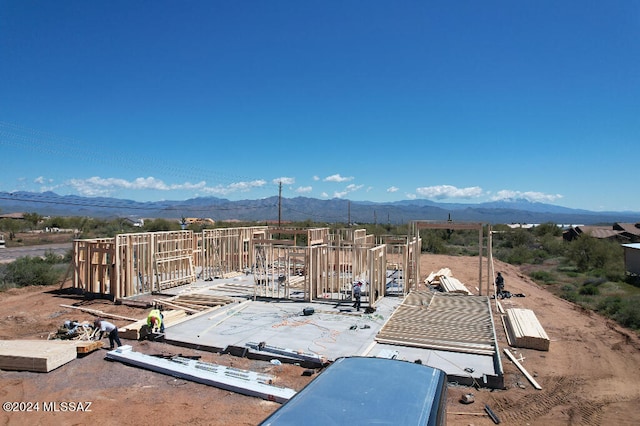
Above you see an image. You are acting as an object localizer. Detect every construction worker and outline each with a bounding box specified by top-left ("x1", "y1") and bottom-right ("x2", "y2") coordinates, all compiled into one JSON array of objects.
[
  {"x1": 352, "y1": 281, "x2": 362, "y2": 311},
  {"x1": 495, "y1": 272, "x2": 505, "y2": 296},
  {"x1": 94, "y1": 318, "x2": 122, "y2": 350},
  {"x1": 147, "y1": 308, "x2": 164, "y2": 333}
]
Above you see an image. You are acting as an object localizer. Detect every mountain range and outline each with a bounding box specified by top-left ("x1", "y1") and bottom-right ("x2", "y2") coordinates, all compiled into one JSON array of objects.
[{"x1": 1, "y1": 191, "x2": 639, "y2": 225}]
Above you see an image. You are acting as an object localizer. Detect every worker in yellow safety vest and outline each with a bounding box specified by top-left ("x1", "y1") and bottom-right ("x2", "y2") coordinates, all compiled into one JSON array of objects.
[{"x1": 147, "y1": 309, "x2": 164, "y2": 333}]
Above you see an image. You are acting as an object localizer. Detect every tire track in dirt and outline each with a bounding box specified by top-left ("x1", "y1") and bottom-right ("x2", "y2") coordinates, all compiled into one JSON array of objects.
[
  {"x1": 491, "y1": 376, "x2": 639, "y2": 425},
  {"x1": 490, "y1": 376, "x2": 606, "y2": 425}
]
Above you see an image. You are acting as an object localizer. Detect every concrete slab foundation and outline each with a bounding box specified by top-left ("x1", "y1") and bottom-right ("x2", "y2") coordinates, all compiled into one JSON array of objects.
[{"x1": 157, "y1": 275, "x2": 504, "y2": 389}]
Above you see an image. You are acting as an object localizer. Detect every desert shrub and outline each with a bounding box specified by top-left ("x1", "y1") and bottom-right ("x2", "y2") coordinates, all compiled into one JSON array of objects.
[
  {"x1": 144, "y1": 218, "x2": 181, "y2": 232},
  {"x1": 583, "y1": 277, "x2": 606, "y2": 287},
  {"x1": 504, "y1": 228, "x2": 535, "y2": 248},
  {"x1": 422, "y1": 231, "x2": 449, "y2": 254},
  {"x1": 567, "y1": 235, "x2": 623, "y2": 273},
  {"x1": 560, "y1": 285, "x2": 579, "y2": 303},
  {"x1": 505, "y1": 246, "x2": 533, "y2": 265},
  {"x1": 579, "y1": 285, "x2": 600, "y2": 296},
  {"x1": 530, "y1": 270, "x2": 554, "y2": 283},
  {"x1": 597, "y1": 296, "x2": 640, "y2": 330},
  {"x1": 538, "y1": 234, "x2": 565, "y2": 256},
  {"x1": 0, "y1": 256, "x2": 63, "y2": 288},
  {"x1": 531, "y1": 249, "x2": 549, "y2": 264},
  {"x1": 533, "y1": 222, "x2": 562, "y2": 237}
]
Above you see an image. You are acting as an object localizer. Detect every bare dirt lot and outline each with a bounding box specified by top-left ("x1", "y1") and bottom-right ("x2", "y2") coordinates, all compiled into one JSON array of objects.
[{"x1": 1, "y1": 254, "x2": 640, "y2": 426}]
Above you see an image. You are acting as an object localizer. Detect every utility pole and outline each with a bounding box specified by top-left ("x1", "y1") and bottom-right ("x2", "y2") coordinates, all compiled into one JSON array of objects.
[
  {"x1": 278, "y1": 181, "x2": 282, "y2": 229},
  {"x1": 348, "y1": 201, "x2": 351, "y2": 227}
]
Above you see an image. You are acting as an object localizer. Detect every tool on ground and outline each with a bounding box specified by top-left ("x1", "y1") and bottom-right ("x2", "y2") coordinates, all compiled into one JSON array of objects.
[{"x1": 485, "y1": 404, "x2": 501, "y2": 424}]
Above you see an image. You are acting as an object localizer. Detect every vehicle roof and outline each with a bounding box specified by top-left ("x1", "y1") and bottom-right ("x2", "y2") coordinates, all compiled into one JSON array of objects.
[{"x1": 260, "y1": 356, "x2": 447, "y2": 426}]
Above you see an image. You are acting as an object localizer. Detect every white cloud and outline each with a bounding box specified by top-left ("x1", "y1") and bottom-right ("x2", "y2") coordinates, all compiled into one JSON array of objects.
[
  {"x1": 415, "y1": 185, "x2": 483, "y2": 200},
  {"x1": 333, "y1": 183, "x2": 363, "y2": 198},
  {"x1": 491, "y1": 190, "x2": 563, "y2": 203},
  {"x1": 66, "y1": 176, "x2": 265, "y2": 197},
  {"x1": 218, "y1": 180, "x2": 267, "y2": 194},
  {"x1": 387, "y1": 186, "x2": 399, "y2": 193},
  {"x1": 273, "y1": 177, "x2": 295, "y2": 185},
  {"x1": 34, "y1": 176, "x2": 47, "y2": 184},
  {"x1": 295, "y1": 186, "x2": 313, "y2": 194},
  {"x1": 324, "y1": 174, "x2": 353, "y2": 183},
  {"x1": 312, "y1": 176, "x2": 320, "y2": 181}
]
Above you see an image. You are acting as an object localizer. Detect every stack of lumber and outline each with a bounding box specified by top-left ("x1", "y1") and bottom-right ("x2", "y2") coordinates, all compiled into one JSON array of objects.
[
  {"x1": 425, "y1": 268, "x2": 451, "y2": 284},
  {"x1": 439, "y1": 276, "x2": 473, "y2": 295},
  {"x1": 504, "y1": 308, "x2": 550, "y2": 351},
  {"x1": 425, "y1": 268, "x2": 472, "y2": 295},
  {"x1": 0, "y1": 340, "x2": 78, "y2": 372},
  {"x1": 289, "y1": 275, "x2": 305, "y2": 288},
  {"x1": 158, "y1": 294, "x2": 236, "y2": 313},
  {"x1": 119, "y1": 309, "x2": 189, "y2": 340}
]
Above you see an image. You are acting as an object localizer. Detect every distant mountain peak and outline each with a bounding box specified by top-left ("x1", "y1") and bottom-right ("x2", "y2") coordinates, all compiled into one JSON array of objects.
[{"x1": 0, "y1": 191, "x2": 638, "y2": 225}]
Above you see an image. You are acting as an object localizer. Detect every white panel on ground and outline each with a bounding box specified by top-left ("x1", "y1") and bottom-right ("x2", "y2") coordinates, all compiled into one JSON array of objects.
[{"x1": 105, "y1": 345, "x2": 296, "y2": 403}]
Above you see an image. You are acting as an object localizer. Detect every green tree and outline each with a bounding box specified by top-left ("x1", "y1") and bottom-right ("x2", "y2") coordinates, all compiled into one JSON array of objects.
[
  {"x1": 23, "y1": 212, "x2": 43, "y2": 230},
  {"x1": 0, "y1": 256, "x2": 62, "y2": 288},
  {"x1": 567, "y1": 235, "x2": 623, "y2": 273},
  {"x1": 534, "y1": 222, "x2": 562, "y2": 237},
  {"x1": 144, "y1": 218, "x2": 180, "y2": 232}
]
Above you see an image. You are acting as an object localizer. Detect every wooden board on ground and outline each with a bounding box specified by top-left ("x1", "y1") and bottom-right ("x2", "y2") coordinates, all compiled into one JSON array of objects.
[
  {"x1": 0, "y1": 340, "x2": 78, "y2": 372},
  {"x1": 504, "y1": 308, "x2": 550, "y2": 351},
  {"x1": 119, "y1": 309, "x2": 188, "y2": 340},
  {"x1": 75, "y1": 340, "x2": 103, "y2": 354}
]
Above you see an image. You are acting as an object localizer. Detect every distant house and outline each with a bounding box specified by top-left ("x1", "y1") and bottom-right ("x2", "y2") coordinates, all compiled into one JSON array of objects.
[
  {"x1": 0, "y1": 212, "x2": 26, "y2": 220},
  {"x1": 622, "y1": 243, "x2": 640, "y2": 276},
  {"x1": 563, "y1": 225, "x2": 620, "y2": 241},
  {"x1": 182, "y1": 217, "x2": 215, "y2": 225},
  {"x1": 123, "y1": 218, "x2": 144, "y2": 227},
  {"x1": 613, "y1": 223, "x2": 640, "y2": 243},
  {"x1": 507, "y1": 223, "x2": 538, "y2": 229}
]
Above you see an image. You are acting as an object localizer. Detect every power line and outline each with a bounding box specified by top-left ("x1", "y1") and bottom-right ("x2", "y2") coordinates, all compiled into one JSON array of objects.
[{"x1": 0, "y1": 191, "x2": 276, "y2": 213}]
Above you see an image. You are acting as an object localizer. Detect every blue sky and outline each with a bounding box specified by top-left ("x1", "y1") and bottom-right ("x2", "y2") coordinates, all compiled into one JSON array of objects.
[{"x1": 1, "y1": 1, "x2": 639, "y2": 212}]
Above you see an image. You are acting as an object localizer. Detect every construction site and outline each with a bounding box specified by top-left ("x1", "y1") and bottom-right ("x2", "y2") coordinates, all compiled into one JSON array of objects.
[{"x1": 1, "y1": 222, "x2": 640, "y2": 425}]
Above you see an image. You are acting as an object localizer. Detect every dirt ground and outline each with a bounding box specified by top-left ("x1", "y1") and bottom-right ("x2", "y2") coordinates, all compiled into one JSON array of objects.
[{"x1": 1, "y1": 254, "x2": 640, "y2": 426}]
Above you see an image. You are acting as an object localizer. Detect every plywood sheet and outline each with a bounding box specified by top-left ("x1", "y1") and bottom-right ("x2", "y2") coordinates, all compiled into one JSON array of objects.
[{"x1": 0, "y1": 340, "x2": 77, "y2": 372}]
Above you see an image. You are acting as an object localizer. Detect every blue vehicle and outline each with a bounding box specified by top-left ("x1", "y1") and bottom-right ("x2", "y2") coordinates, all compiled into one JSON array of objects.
[{"x1": 260, "y1": 356, "x2": 447, "y2": 425}]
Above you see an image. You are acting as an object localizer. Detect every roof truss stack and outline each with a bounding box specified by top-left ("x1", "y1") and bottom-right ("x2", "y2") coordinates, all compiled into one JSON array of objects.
[{"x1": 376, "y1": 291, "x2": 497, "y2": 356}]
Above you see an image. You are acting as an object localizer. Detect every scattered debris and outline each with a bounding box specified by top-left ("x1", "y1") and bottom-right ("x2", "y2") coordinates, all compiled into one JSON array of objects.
[
  {"x1": 46, "y1": 320, "x2": 103, "y2": 354},
  {"x1": 503, "y1": 348, "x2": 542, "y2": 390},
  {"x1": 49, "y1": 320, "x2": 96, "y2": 341},
  {"x1": 459, "y1": 393, "x2": 475, "y2": 404}
]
